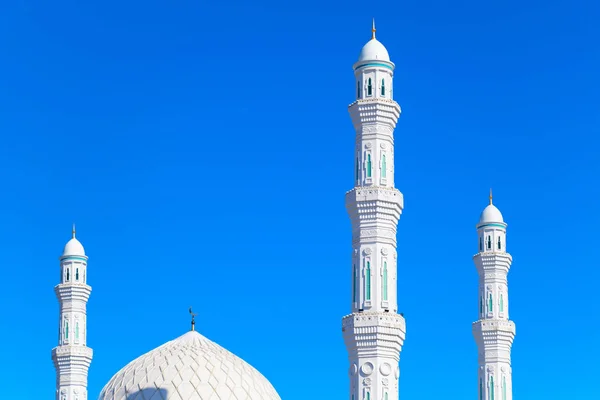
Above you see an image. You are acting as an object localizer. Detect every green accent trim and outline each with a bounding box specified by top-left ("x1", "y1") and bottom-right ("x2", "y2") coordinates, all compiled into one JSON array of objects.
[
  {"x1": 500, "y1": 294, "x2": 504, "y2": 312},
  {"x1": 61, "y1": 256, "x2": 88, "y2": 262},
  {"x1": 488, "y1": 293, "x2": 493, "y2": 312},
  {"x1": 478, "y1": 223, "x2": 506, "y2": 229},
  {"x1": 366, "y1": 261, "x2": 371, "y2": 301},
  {"x1": 382, "y1": 154, "x2": 387, "y2": 178},
  {"x1": 367, "y1": 154, "x2": 372, "y2": 178},
  {"x1": 355, "y1": 62, "x2": 394, "y2": 71},
  {"x1": 352, "y1": 264, "x2": 357, "y2": 302},
  {"x1": 490, "y1": 376, "x2": 495, "y2": 400},
  {"x1": 383, "y1": 262, "x2": 388, "y2": 301}
]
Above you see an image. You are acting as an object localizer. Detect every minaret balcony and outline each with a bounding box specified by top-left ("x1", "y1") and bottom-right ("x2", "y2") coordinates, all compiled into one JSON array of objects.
[{"x1": 348, "y1": 98, "x2": 401, "y2": 131}]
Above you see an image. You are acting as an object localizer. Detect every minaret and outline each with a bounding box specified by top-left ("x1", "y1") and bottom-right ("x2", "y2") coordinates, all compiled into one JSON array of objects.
[
  {"x1": 52, "y1": 226, "x2": 93, "y2": 400},
  {"x1": 472, "y1": 192, "x2": 516, "y2": 400},
  {"x1": 342, "y1": 22, "x2": 406, "y2": 400}
]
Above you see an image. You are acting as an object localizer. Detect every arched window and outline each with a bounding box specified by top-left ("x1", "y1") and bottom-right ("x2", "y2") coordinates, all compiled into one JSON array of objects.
[
  {"x1": 479, "y1": 378, "x2": 483, "y2": 400},
  {"x1": 381, "y1": 79, "x2": 386, "y2": 96},
  {"x1": 381, "y1": 154, "x2": 387, "y2": 178},
  {"x1": 366, "y1": 261, "x2": 371, "y2": 301},
  {"x1": 500, "y1": 294, "x2": 504, "y2": 312},
  {"x1": 75, "y1": 322, "x2": 80, "y2": 340},
  {"x1": 357, "y1": 81, "x2": 361, "y2": 98},
  {"x1": 367, "y1": 78, "x2": 372, "y2": 96},
  {"x1": 488, "y1": 293, "x2": 493, "y2": 312},
  {"x1": 385, "y1": 393, "x2": 388, "y2": 400},
  {"x1": 76, "y1": 268, "x2": 79, "y2": 281},
  {"x1": 498, "y1": 236, "x2": 502, "y2": 250},
  {"x1": 366, "y1": 392, "x2": 370, "y2": 400},
  {"x1": 367, "y1": 154, "x2": 372, "y2": 178},
  {"x1": 66, "y1": 268, "x2": 70, "y2": 282},
  {"x1": 479, "y1": 237, "x2": 483, "y2": 251},
  {"x1": 502, "y1": 376, "x2": 507, "y2": 400},
  {"x1": 64, "y1": 320, "x2": 69, "y2": 340},
  {"x1": 352, "y1": 264, "x2": 357, "y2": 302},
  {"x1": 490, "y1": 376, "x2": 495, "y2": 400},
  {"x1": 487, "y1": 236, "x2": 492, "y2": 250},
  {"x1": 383, "y1": 261, "x2": 388, "y2": 301}
]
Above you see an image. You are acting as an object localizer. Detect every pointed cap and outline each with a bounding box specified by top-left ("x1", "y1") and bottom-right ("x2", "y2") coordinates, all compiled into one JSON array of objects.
[
  {"x1": 62, "y1": 225, "x2": 86, "y2": 257},
  {"x1": 478, "y1": 190, "x2": 505, "y2": 226},
  {"x1": 357, "y1": 20, "x2": 390, "y2": 62}
]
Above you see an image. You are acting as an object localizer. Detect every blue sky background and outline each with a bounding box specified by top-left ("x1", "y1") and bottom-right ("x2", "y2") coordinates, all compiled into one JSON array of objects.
[{"x1": 1, "y1": 0, "x2": 599, "y2": 399}]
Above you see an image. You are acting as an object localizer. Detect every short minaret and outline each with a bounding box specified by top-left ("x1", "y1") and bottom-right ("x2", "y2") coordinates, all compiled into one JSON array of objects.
[
  {"x1": 472, "y1": 192, "x2": 516, "y2": 400},
  {"x1": 51, "y1": 226, "x2": 93, "y2": 400},
  {"x1": 342, "y1": 22, "x2": 406, "y2": 400}
]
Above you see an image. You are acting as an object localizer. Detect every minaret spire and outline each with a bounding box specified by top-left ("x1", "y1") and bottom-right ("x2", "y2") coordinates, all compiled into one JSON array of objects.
[
  {"x1": 189, "y1": 307, "x2": 198, "y2": 331},
  {"x1": 489, "y1": 188, "x2": 493, "y2": 205},
  {"x1": 52, "y1": 228, "x2": 93, "y2": 400},
  {"x1": 371, "y1": 18, "x2": 376, "y2": 40},
  {"x1": 473, "y1": 196, "x2": 515, "y2": 400},
  {"x1": 344, "y1": 23, "x2": 405, "y2": 400}
]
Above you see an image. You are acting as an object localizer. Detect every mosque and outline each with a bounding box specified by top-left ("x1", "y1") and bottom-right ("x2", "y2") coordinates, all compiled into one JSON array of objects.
[{"x1": 51, "y1": 22, "x2": 516, "y2": 400}]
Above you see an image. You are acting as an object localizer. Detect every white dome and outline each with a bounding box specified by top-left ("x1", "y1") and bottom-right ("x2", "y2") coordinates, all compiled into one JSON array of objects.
[
  {"x1": 479, "y1": 204, "x2": 504, "y2": 224},
  {"x1": 98, "y1": 330, "x2": 281, "y2": 400},
  {"x1": 63, "y1": 237, "x2": 85, "y2": 256},
  {"x1": 358, "y1": 38, "x2": 390, "y2": 62}
]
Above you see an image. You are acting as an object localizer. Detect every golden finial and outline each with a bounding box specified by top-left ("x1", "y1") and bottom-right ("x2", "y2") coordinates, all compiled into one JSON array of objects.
[
  {"x1": 188, "y1": 307, "x2": 198, "y2": 331},
  {"x1": 371, "y1": 18, "x2": 376, "y2": 40},
  {"x1": 489, "y1": 188, "x2": 493, "y2": 205},
  {"x1": 72, "y1": 223, "x2": 76, "y2": 238}
]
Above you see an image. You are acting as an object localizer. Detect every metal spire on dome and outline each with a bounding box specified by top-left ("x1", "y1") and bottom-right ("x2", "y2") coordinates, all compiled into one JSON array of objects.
[
  {"x1": 72, "y1": 223, "x2": 76, "y2": 238},
  {"x1": 189, "y1": 307, "x2": 198, "y2": 331},
  {"x1": 489, "y1": 188, "x2": 493, "y2": 205},
  {"x1": 371, "y1": 18, "x2": 376, "y2": 40}
]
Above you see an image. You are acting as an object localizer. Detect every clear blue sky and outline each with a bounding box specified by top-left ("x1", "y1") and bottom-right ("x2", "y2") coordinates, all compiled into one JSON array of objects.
[{"x1": 1, "y1": 0, "x2": 599, "y2": 399}]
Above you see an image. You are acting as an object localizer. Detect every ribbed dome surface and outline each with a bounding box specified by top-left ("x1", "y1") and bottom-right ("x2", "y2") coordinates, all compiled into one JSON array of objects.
[{"x1": 98, "y1": 331, "x2": 281, "y2": 400}]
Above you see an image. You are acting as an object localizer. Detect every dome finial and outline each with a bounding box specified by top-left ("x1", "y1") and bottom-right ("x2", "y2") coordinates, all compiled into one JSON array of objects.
[
  {"x1": 371, "y1": 18, "x2": 376, "y2": 40},
  {"x1": 489, "y1": 188, "x2": 493, "y2": 205},
  {"x1": 189, "y1": 307, "x2": 198, "y2": 331},
  {"x1": 72, "y1": 223, "x2": 76, "y2": 239}
]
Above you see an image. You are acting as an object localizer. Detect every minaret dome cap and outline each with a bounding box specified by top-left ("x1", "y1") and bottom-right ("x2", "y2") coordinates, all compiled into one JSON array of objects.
[
  {"x1": 478, "y1": 190, "x2": 504, "y2": 225},
  {"x1": 62, "y1": 225, "x2": 86, "y2": 257},
  {"x1": 357, "y1": 19, "x2": 390, "y2": 62},
  {"x1": 479, "y1": 204, "x2": 504, "y2": 224}
]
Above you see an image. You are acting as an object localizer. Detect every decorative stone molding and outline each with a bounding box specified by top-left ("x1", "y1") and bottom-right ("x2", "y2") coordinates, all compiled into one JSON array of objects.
[
  {"x1": 361, "y1": 362, "x2": 374, "y2": 376},
  {"x1": 380, "y1": 363, "x2": 392, "y2": 376}
]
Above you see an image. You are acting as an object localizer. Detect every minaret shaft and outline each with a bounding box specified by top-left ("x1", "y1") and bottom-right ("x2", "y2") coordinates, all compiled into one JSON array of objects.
[
  {"x1": 473, "y1": 213, "x2": 515, "y2": 400},
  {"x1": 52, "y1": 237, "x2": 92, "y2": 400},
  {"x1": 343, "y1": 31, "x2": 405, "y2": 400}
]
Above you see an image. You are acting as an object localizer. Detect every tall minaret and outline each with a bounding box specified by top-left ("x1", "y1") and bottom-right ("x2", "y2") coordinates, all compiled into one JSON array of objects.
[
  {"x1": 472, "y1": 192, "x2": 516, "y2": 400},
  {"x1": 52, "y1": 226, "x2": 93, "y2": 400},
  {"x1": 342, "y1": 21, "x2": 406, "y2": 400}
]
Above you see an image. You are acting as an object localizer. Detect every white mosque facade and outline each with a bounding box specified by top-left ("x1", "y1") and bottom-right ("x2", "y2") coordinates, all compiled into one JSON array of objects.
[{"x1": 51, "y1": 24, "x2": 516, "y2": 400}]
